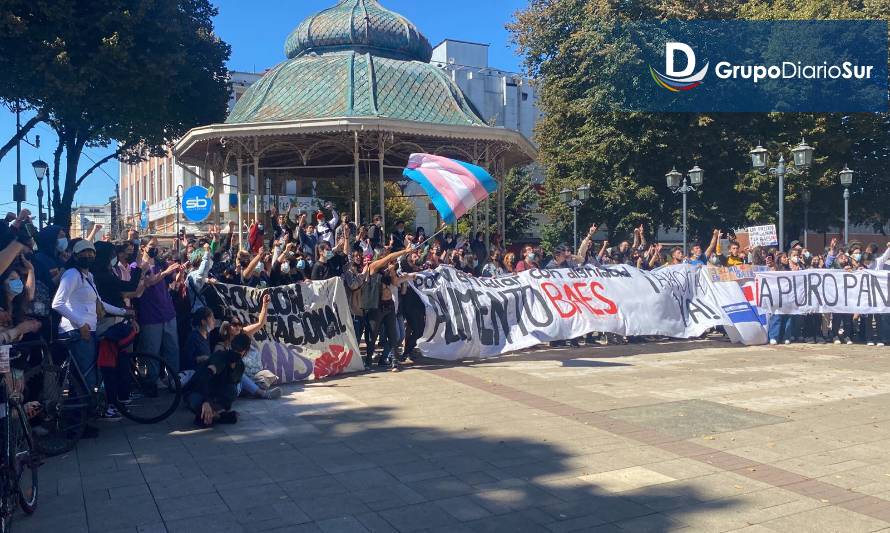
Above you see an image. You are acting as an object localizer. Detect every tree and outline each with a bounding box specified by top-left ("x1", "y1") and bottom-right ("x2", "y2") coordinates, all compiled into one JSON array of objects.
[
  {"x1": 509, "y1": 0, "x2": 890, "y2": 246},
  {"x1": 456, "y1": 167, "x2": 540, "y2": 244},
  {"x1": 0, "y1": 0, "x2": 232, "y2": 229}
]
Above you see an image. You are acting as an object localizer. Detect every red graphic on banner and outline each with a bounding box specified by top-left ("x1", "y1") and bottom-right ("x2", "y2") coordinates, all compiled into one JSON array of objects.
[
  {"x1": 313, "y1": 344, "x2": 354, "y2": 379},
  {"x1": 540, "y1": 281, "x2": 618, "y2": 319}
]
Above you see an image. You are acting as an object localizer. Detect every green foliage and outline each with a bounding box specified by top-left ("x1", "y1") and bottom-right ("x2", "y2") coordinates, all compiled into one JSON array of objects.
[
  {"x1": 0, "y1": 0, "x2": 232, "y2": 229},
  {"x1": 509, "y1": 0, "x2": 890, "y2": 243},
  {"x1": 459, "y1": 167, "x2": 539, "y2": 244}
]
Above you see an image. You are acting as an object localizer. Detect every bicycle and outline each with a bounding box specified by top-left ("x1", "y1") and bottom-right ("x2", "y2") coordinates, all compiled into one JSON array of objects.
[
  {"x1": 0, "y1": 344, "x2": 40, "y2": 533},
  {"x1": 20, "y1": 336, "x2": 182, "y2": 457}
]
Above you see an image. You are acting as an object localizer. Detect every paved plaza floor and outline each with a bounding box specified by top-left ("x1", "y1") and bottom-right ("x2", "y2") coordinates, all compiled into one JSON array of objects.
[{"x1": 22, "y1": 338, "x2": 890, "y2": 532}]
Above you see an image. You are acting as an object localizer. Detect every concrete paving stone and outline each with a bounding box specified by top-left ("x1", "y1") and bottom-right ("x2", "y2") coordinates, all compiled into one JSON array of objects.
[
  {"x1": 333, "y1": 467, "x2": 401, "y2": 490},
  {"x1": 16, "y1": 511, "x2": 89, "y2": 533},
  {"x1": 280, "y1": 475, "x2": 346, "y2": 499},
  {"x1": 350, "y1": 482, "x2": 427, "y2": 511},
  {"x1": 545, "y1": 513, "x2": 609, "y2": 533},
  {"x1": 84, "y1": 495, "x2": 162, "y2": 530},
  {"x1": 466, "y1": 511, "x2": 561, "y2": 532},
  {"x1": 165, "y1": 511, "x2": 247, "y2": 533},
  {"x1": 234, "y1": 500, "x2": 313, "y2": 530},
  {"x1": 316, "y1": 515, "x2": 370, "y2": 533},
  {"x1": 434, "y1": 495, "x2": 494, "y2": 521},
  {"x1": 297, "y1": 493, "x2": 372, "y2": 521},
  {"x1": 579, "y1": 466, "x2": 677, "y2": 493},
  {"x1": 354, "y1": 511, "x2": 399, "y2": 533},
  {"x1": 377, "y1": 501, "x2": 459, "y2": 532},
  {"x1": 759, "y1": 505, "x2": 890, "y2": 533},
  {"x1": 147, "y1": 475, "x2": 214, "y2": 500},
  {"x1": 79, "y1": 468, "x2": 146, "y2": 491},
  {"x1": 614, "y1": 513, "x2": 690, "y2": 532},
  {"x1": 156, "y1": 491, "x2": 228, "y2": 521},
  {"x1": 406, "y1": 475, "x2": 478, "y2": 500},
  {"x1": 218, "y1": 482, "x2": 291, "y2": 510}
]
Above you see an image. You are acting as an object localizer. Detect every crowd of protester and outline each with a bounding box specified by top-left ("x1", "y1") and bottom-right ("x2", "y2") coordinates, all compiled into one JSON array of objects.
[{"x1": 0, "y1": 205, "x2": 888, "y2": 433}]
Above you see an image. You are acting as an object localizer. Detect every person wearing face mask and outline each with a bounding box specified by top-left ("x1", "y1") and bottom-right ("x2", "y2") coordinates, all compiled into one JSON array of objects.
[
  {"x1": 828, "y1": 248, "x2": 855, "y2": 345},
  {"x1": 873, "y1": 242, "x2": 890, "y2": 347},
  {"x1": 52, "y1": 240, "x2": 131, "y2": 389},
  {"x1": 514, "y1": 245, "x2": 539, "y2": 272},
  {"x1": 135, "y1": 238, "x2": 184, "y2": 394},
  {"x1": 1, "y1": 260, "x2": 34, "y2": 328},
  {"x1": 311, "y1": 237, "x2": 348, "y2": 281}
]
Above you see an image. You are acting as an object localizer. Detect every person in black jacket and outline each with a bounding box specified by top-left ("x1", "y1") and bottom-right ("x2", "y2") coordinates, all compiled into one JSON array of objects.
[
  {"x1": 90, "y1": 241, "x2": 144, "y2": 418},
  {"x1": 187, "y1": 333, "x2": 251, "y2": 427},
  {"x1": 91, "y1": 241, "x2": 143, "y2": 311}
]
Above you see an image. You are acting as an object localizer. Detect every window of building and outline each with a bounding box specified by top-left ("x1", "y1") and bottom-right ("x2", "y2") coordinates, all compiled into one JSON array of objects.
[{"x1": 522, "y1": 92, "x2": 529, "y2": 101}]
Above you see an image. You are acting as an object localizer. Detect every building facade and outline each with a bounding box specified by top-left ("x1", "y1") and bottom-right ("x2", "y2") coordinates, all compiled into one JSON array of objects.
[
  {"x1": 70, "y1": 203, "x2": 114, "y2": 240},
  {"x1": 119, "y1": 71, "x2": 261, "y2": 234}
]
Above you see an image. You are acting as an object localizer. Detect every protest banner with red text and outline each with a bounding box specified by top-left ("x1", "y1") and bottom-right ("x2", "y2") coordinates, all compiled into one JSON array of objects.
[
  {"x1": 211, "y1": 278, "x2": 363, "y2": 382},
  {"x1": 410, "y1": 265, "x2": 724, "y2": 360}
]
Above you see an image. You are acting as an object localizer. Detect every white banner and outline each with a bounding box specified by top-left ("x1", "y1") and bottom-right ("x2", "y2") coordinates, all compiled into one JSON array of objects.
[
  {"x1": 410, "y1": 265, "x2": 723, "y2": 360},
  {"x1": 755, "y1": 270, "x2": 890, "y2": 315},
  {"x1": 212, "y1": 278, "x2": 363, "y2": 382},
  {"x1": 701, "y1": 266, "x2": 768, "y2": 346}
]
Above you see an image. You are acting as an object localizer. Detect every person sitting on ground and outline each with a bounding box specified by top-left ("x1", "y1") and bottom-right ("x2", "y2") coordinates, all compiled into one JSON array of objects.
[
  {"x1": 187, "y1": 333, "x2": 252, "y2": 428},
  {"x1": 213, "y1": 294, "x2": 281, "y2": 400}
]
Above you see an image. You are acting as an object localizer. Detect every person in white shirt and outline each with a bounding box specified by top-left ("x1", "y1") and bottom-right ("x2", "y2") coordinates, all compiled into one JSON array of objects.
[
  {"x1": 52, "y1": 239, "x2": 130, "y2": 388},
  {"x1": 315, "y1": 204, "x2": 339, "y2": 247}
]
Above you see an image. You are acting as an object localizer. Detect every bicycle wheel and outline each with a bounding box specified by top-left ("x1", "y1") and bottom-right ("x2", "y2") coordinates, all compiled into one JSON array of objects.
[
  {"x1": 22, "y1": 363, "x2": 89, "y2": 457},
  {"x1": 11, "y1": 404, "x2": 37, "y2": 514},
  {"x1": 115, "y1": 353, "x2": 181, "y2": 424}
]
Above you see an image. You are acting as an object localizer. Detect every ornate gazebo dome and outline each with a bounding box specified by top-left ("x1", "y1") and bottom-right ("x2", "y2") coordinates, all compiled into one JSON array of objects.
[
  {"x1": 284, "y1": 0, "x2": 433, "y2": 62},
  {"x1": 227, "y1": 0, "x2": 485, "y2": 127}
]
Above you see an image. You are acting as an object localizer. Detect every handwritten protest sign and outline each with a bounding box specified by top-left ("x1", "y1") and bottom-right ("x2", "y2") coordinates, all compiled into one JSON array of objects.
[{"x1": 747, "y1": 224, "x2": 779, "y2": 247}]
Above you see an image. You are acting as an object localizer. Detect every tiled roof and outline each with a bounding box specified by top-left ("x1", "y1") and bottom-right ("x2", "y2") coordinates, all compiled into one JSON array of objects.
[{"x1": 227, "y1": 51, "x2": 486, "y2": 127}]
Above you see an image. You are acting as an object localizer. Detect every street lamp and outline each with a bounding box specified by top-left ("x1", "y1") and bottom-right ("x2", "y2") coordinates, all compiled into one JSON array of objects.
[
  {"x1": 31, "y1": 159, "x2": 49, "y2": 230},
  {"x1": 559, "y1": 184, "x2": 591, "y2": 252},
  {"x1": 839, "y1": 165, "x2": 854, "y2": 245},
  {"x1": 175, "y1": 184, "x2": 184, "y2": 253},
  {"x1": 666, "y1": 165, "x2": 704, "y2": 256},
  {"x1": 749, "y1": 138, "x2": 814, "y2": 250},
  {"x1": 802, "y1": 189, "x2": 811, "y2": 249}
]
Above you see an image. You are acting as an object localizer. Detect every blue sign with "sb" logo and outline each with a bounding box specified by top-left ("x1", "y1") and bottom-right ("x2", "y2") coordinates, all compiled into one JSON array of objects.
[{"x1": 182, "y1": 185, "x2": 213, "y2": 222}]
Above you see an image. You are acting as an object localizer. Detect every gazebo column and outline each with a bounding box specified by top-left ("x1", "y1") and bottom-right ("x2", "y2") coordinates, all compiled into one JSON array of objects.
[
  {"x1": 237, "y1": 156, "x2": 244, "y2": 250},
  {"x1": 484, "y1": 151, "x2": 491, "y2": 247},
  {"x1": 353, "y1": 132, "x2": 360, "y2": 223},
  {"x1": 253, "y1": 154, "x2": 260, "y2": 223},
  {"x1": 378, "y1": 137, "x2": 386, "y2": 231}
]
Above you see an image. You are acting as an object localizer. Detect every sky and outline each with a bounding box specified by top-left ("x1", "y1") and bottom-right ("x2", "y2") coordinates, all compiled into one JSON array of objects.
[{"x1": 0, "y1": 0, "x2": 528, "y2": 214}]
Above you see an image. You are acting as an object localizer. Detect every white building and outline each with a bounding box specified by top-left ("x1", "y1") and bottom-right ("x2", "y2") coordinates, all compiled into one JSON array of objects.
[
  {"x1": 403, "y1": 40, "x2": 543, "y2": 238},
  {"x1": 70, "y1": 203, "x2": 114, "y2": 240},
  {"x1": 431, "y1": 40, "x2": 540, "y2": 142}
]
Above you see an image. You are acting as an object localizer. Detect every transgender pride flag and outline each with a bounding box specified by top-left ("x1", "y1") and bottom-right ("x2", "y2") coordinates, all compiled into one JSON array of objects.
[{"x1": 402, "y1": 153, "x2": 498, "y2": 224}]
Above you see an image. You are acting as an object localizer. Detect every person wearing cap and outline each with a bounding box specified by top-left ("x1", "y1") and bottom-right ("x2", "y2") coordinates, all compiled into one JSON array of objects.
[
  {"x1": 52, "y1": 239, "x2": 131, "y2": 389},
  {"x1": 316, "y1": 204, "x2": 339, "y2": 247}
]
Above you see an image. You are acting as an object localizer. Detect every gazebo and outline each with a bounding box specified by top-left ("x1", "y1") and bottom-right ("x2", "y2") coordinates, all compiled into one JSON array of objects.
[{"x1": 173, "y1": 0, "x2": 535, "y2": 239}]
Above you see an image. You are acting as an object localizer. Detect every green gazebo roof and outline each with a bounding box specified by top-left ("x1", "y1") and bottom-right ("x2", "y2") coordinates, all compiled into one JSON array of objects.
[{"x1": 226, "y1": 0, "x2": 486, "y2": 127}]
